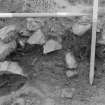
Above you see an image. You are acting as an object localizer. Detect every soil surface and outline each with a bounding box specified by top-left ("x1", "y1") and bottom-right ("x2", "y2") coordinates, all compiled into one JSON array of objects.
[{"x1": 1, "y1": 48, "x2": 105, "y2": 105}]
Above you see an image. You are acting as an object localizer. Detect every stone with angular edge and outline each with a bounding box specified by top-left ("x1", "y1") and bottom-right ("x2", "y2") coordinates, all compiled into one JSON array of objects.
[
  {"x1": 44, "y1": 98, "x2": 55, "y2": 105},
  {"x1": 65, "y1": 52, "x2": 78, "y2": 69},
  {"x1": 43, "y1": 39, "x2": 62, "y2": 54},
  {"x1": 19, "y1": 27, "x2": 31, "y2": 37},
  {"x1": 61, "y1": 87, "x2": 75, "y2": 98},
  {"x1": 27, "y1": 29, "x2": 45, "y2": 45},
  {"x1": 13, "y1": 98, "x2": 25, "y2": 105},
  {"x1": 0, "y1": 40, "x2": 16, "y2": 61},
  {"x1": 97, "y1": 28, "x2": 105, "y2": 45},
  {"x1": 26, "y1": 18, "x2": 41, "y2": 31},
  {"x1": 0, "y1": 61, "x2": 24, "y2": 75},
  {"x1": 72, "y1": 23, "x2": 91, "y2": 36},
  {"x1": 0, "y1": 25, "x2": 17, "y2": 43},
  {"x1": 66, "y1": 70, "x2": 78, "y2": 78}
]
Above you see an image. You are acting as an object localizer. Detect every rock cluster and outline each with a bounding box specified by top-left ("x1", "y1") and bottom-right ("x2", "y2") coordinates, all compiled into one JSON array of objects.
[{"x1": 0, "y1": 17, "x2": 93, "y2": 78}]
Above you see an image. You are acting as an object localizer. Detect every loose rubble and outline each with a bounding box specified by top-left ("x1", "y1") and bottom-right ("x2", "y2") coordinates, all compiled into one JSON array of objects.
[
  {"x1": 97, "y1": 25, "x2": 105, "y2": 45},
  {"x1": 26, "y1": 18, "x2": 41, "y2": 31},
  {"x1": 19, "y1": 28, "x2": 31, "y2": 37},
  {"x1": 72, "y1": 23, "x2": 91, "y2": 36},
  {"x1": 43, "y1": 39, "x2": 62, "y2": 54},
  {"x1": 0, "y1": 25, "x2": 17, "y2": 43},
  {"x1": 18, "y1": 38, "x2": 27, "y2": 48},
  {"x1": 0, "y1": 61, "x2": 24, "y2": 75},
  {"x1": 0, "y1": 41, "x2": 16, "y2": 61},
  {"x1": 27, "y1": 29, "x2": 45, "y2": 45},
  {"x1": 44, "y1": 98, "x2": 55, "y2": 105},
  {"x1": 12, "y1": 98, "x2": 25, "y2": 105},
  {"x1": 0, "y1": 15, "x2": 104, "y2": 105},
  {"x1": 65, "y1": 52, "x2": 78, "y2": 69},
  {"x1": 60, "y1": 88, "x2": 75, "y2": 98},
  {"x1": 66, "y1": 70, "x2": 78, "y2": 78}
]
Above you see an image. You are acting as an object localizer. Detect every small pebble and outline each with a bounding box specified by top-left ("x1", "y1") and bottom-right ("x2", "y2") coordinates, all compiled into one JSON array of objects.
[
  {"x1": 13, "y1": 98, "x2": 25, "y2": 105},
  {"x1": 61, "y1": 88, "x2": 75, "y2": 98},
  {"x1": 65, "y1": 52, "x2": 78, "y2": 69},
  {"x1": 44, "y1": 98, "x2": 55, "y2": 105},
  {"x1": 66, "y1": 70, "x2": 78, "y2": 78}
]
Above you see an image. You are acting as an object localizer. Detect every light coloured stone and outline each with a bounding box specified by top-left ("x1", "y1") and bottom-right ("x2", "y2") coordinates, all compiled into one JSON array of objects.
[
  {"x1": 27, "y1": 29, "x2": 45, "y2": 45},
  {"x1": 13, "y1": 98, "x2": 25, "y2": 105},
  {"x1": 43, "y1": 39, "x2": 62, "y2": 54},
  {"x1": 44, "y1": 98, "x2": 55, "y2": 105},
  {"x1": 26, "y1": 18, "x2": 41, "y2": 31},
  {"x1": 18, "y1": 38, "x2": 27, "y2": 48},
  {"x1": 0, "y1": 40, "x2": 16, "y2": 61},
  {"x1": 7, "y1": 61, "x2": 24, "y2": 75},
  {"x1": 16, "y1": 84, "x2": 45, "y2": 98},
  {"x1": 65, "y1": 52, "x2": 78, "y2": 69},
  {"x1": 0, "y1": 25, "x2": 17, "y2": 43},
  {"x1": 0, "y1": 61, "x2": 8, "y2": 71},
  {"x1": 72, "y1": 23, "x2": 91, "y2": 36},
  {"x1": 0, "y1": 61, "x2": 24, "y2": 75},
  {"x1": 18, "y1": 39, "x2": 26, "y2": 48},
  {"x1": 19, "y1": 28, "x2": 31, "y2": 37},
  {"x1": 66, "y1": 70, "x2": 77, "y2": 78},
  {"x1": 97, "y1": 29, "x2": 105, "y2": 45},
  {"x1": 61, "y1": 88, "x2": 75, "y2": 98}
]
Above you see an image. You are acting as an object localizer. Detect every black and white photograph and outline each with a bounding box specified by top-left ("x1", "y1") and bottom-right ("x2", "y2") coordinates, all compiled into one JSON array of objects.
[{"x1": 0, "y1": 0, "x2": 105, "y2": 105}]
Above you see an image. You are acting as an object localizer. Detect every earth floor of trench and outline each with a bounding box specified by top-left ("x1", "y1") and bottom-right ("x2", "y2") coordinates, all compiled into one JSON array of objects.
[{"x1": 0, "y1": 49, "x2": 105, "y2": 105}]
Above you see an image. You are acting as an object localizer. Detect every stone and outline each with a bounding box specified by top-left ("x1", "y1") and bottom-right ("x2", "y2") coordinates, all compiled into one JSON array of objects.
[
  {"x1": 0, "y1": 40, "x2": 16, "y2": 61},
  {"x1": 44, "y1": 98, "x2": 55, "y2": 105},
  {"x1": 65, "y1": 52, "x2": 78, "y2": 69},
  {"x1": 26, "y1": 18, "x2": 41, "y2": 31},
  {"x1": 13, "y1": 98, "x2": 25, "y2": 105},
  {"x1": 18, "y1": 37, "x2": 28, "y2": 48},
  {"x1": 7, "y1": 61, "x2": 24, "y2": 75},
  {"x1": 61, "y1": 88, "x2": 75, "y2": 98},
  {"x1": 43, "y1": 39, "x2": 62, "y2": 54},
  {"x1": 19, "y1": 28, "x2": 31, "y2": 37},
  {"x1": 66, "y1": 70, "x2": 78, "y2": 78},
  {"x1": 97, "y1": 28, "x2": 105, "y2": 45},
  {"x1": 27, "y1": 29, "x2": 45, "y2": 45},
  {"x1": 0, "y1": 61, "x2": 24, "y2": 75},
  {"x1": 0, "y1": 25, "x2": 17, "y2": 43},
  {"x1": 72, "y1": 23, "x2": 91, "y2": 36}
]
